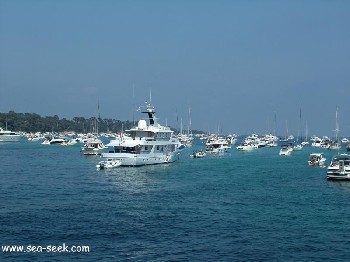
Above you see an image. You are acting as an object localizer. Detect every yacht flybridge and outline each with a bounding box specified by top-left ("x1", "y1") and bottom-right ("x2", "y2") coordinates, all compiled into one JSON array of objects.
[{"x1": 100, "y1": 102, "x2": 181, "y2": 166}]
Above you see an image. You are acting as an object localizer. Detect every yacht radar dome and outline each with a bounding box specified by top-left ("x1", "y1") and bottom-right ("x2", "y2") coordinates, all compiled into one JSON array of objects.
[{"x1": 138, "y1": 120, "x2": 147, "y2": 130}]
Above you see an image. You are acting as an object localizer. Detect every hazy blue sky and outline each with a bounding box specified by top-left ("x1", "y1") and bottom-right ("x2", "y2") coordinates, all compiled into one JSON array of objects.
[{"x1": 1, "y1": 0, "x2": 349, "y2": 136}]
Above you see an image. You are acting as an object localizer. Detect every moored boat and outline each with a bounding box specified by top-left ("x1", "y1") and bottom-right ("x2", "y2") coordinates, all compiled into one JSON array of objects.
[
  {"x1": 190, "y1": 150, "x2": 206, "y2": 158},
  {"x1": 96, "y1": 159, "x2": 122, "y2": 170},
  {"x1": 0, "y1": 128, "x2": 22, "y2": 142},
  {"x1": 100, "y1": 102, "x2": 181, "y2": 166},
  {"x1": 341, "y1": 138, "x2": 349, "y2": 144},
  {"x1": 81, "y1": 138, "x2": 106, "y2": 155},
  {"x1": 327, "y1": 154, "x2": 350, "y2": 180},
  {"x1": 41, "y1": 137, "x2": 67, "y2": 145},
  {"x1": 279, "y1": 144, "x2": 293, "y2": 156},
  {"x1": 293, "y1": 144, "x2": 303, "y2": 151},
  {"x1": 205, "y1": 136, "x2": 230, "y2": 153},
  {"x1": 236, "y1": 143, "x2": 258, "y2": 151},
  {"x1": 308, "y1": 153, "x2": 326, "y2": 167}
]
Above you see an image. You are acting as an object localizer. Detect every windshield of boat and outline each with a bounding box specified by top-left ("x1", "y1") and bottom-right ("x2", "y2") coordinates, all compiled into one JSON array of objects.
[{"x1": 333, "y1": 155, "x2": 350, "y2": 162}]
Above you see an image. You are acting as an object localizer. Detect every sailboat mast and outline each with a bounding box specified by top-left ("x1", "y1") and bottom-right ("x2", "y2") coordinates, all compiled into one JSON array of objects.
[
  {"x1": 175, "y1": 108, "x2": 179, "y2": 134},
  {"x1": 188, "y1": 106, "x2": 191, "y2": 136},
  {"x1": 5, "y1": 113, "x2": 8, "y2": 131},
  {"x1": 96, "y1": 99, "x2": 100, "y2": 135},
  {"x1": 298, "y1": 107, "x2": 302, "y2": 143},
  {"x1": 180, "y1": 118, "x2": 183, "y2": 135},
  {"x1": 305, "y1": 120, "x2": 308, "y2": 143},
  {"x1": 335, "y1": 106, "x2": 339, "y2": 142},
  {"x1": 274, "y1": 112, "x2": 277, "y2": 137},
  {"x1": 132, "y1": 84, "x2": 135, "y2": 126}
]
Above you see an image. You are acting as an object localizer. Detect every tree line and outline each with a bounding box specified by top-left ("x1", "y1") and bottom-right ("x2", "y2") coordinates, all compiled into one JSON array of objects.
[
  {"x1": 0, "y1": 111, "x2": 203, "y2": 134},
  {"x1": 0, "y1": 111, "x2": 134, "y2": 133}
]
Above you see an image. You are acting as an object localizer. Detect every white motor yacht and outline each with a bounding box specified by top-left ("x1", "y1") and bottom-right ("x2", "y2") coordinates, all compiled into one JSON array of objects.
[
  {"x1": 41, "y1": 137, "x2": 67, "y2": 145},
  {"x1": 100, "y1": 102, "x2": 181, "y2": 166},
  {"x1": 327, "y1": 154, "x2": 350, "y2": 180},
  {"x1": 341, "y1": 138, "x2": 350, "y2": 144},
  {"x1": 301, "y1": 141, "x2": 309, "y2": 146},
  {"x1": 0, "y1": 128, "x2": 21, "y2": 142},
  {"x1": 81, "y1": 139, "x2": 106, "y2": 155},
  {"x1": 205, "y1": 137, "x2": 230, "y2": 153},
  {"x1": 279, "y1": 145, "x2": 293, "y2": 156}
]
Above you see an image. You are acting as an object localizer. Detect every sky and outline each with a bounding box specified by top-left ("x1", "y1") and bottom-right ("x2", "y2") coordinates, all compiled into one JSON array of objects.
[{"x1": 0, "y1": 0, "x2": 349, "y2": 136}]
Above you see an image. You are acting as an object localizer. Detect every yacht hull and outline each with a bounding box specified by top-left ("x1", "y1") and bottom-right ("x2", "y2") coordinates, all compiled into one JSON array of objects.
[
  {"x1": 327, "y1": 173, "x2": 350, "y2": 181},
  {"x1": 0, "y1": 135, "x2": 21, "y2": 142},
  {"x1": 101, "y1": 152, "x2": 179, "y2": 166}
]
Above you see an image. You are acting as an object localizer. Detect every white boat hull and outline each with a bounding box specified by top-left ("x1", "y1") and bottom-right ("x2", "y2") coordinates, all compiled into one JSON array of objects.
[
  {"x1": 279, "y1": 148, "x2": 293, "y2": 156},
  {"x1": 96, "y1": 159, "x2": 122, "y2": 170},
  {"x1": 236, "y1": 144, "x2": 258, "y2": 151},
  {"x1": 206, "y1": 147, "x2": 229, "y2": 154},
  {"x1": 327, "y1": 154, "x2": 350, "y2": 180},
  {"x1": 327, "y1": 170, "x2": 350, "y2": 180},
  {"x1": 0, "y1": 135, "x2": 21, "y2": 142},
  {"x1": 82, "y1": 147, "x2": 105, "y2": 155},
  {"x1": 101, "y1": 151, "x2": 179, "y2": 166}
]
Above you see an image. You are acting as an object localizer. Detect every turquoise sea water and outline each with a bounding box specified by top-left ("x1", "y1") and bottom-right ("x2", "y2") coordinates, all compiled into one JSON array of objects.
[{"x1": 1, "y1": 139, "x2": 350, "y2": 261}]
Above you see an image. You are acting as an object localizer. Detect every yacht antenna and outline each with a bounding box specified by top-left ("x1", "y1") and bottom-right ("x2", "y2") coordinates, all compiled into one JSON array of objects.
[{"x1": 149, "y1": 88, "x2": 152, "y2": 104}]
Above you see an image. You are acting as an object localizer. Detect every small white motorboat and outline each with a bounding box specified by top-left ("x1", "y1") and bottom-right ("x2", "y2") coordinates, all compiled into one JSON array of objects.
[
  {"x1": 279, "y1": 145, "x2": 293, "y2": 156},
  {"x1": 341, "y1": 137, "x2": 349, "y2": 144},
  {"x1": 236, "y1": 143, "x2": 258, "y2": 151},
  {"x1": 308, "y1": 153, "x2": 326, "y2": 167},
  {"x1": 96, "y1": 159, "x2": 122, "y2": 170},
  {"x1": 293, "y1": 144, "x2": 303, "y2": 151},
  {"x1": 190, "y1": 151, "x2": 206, "y2": 158}
]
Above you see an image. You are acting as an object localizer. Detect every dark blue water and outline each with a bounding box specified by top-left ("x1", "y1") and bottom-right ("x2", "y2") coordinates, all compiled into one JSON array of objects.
[{"x1": 1, "y1": 140, "x2": 350, "y2": 261}]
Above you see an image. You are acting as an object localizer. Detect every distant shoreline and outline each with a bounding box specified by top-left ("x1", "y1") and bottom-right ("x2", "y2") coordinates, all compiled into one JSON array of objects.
[{"x1": 0, "y1": 111, "x2": 203, "y2": 134}]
